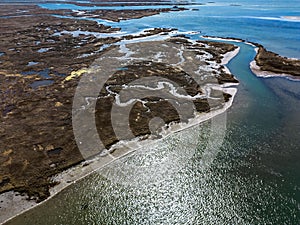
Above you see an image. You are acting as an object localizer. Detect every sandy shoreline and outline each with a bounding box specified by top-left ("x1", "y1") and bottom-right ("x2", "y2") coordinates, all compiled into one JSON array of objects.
[
  {"x1": 221, "y1": 46, "x2": 240, "y2": 73},
  {"x1": 221, "y1": 47, "x2": 240, "y2": 65},
  {"x1": 202, "y1": 36, "x2": 300, "y2": 81},
  {"x1": 0, "y1": 44, "x2": 240, "y2": 224}
]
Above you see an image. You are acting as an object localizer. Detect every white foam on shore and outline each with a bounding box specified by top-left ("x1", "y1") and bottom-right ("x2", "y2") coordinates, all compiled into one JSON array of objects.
[{"x1": 202, "y1": 15, "x2": 300, "y2": 23}]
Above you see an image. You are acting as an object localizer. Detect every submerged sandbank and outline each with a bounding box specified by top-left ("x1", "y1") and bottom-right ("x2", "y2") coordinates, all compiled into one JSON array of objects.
[{"x1": 281, "y1": 16, "x2": 300, "y2": 21}]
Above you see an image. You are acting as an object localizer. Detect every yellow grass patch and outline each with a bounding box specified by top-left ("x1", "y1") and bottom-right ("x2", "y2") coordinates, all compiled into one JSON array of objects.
[
  {"x1": 55, "y1": 102, "x2": 63, "y2": 107},
  {"x1": 2, "y1": 149, "x2": 13, "y2": 156},
  {"x1": 64, "y1": 68, "x2": 88, "y2": 81},
  {"x1": 3, "y1": 157, "x2": 12, "y2": 166}
]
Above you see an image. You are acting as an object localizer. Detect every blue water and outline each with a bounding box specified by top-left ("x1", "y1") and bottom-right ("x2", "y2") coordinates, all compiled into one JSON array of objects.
[
  {"x1": 21, "y1": 68, "x2": 52, "y2": 79},
  {"x1": 38, "y1": 3, "x2": 180, "y2": 10},
  {"x1": 39, "y1": 0, "x2": 300, "y2": 58},
  {"x1": 4, "y1": 0, "x2": 300, "y2": 224},
  {"x1": 30, "y1": 80, "x2": 54, "y2": 89}
]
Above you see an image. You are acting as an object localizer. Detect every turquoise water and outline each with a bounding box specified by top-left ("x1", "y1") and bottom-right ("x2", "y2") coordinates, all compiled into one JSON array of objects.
[
  {"x1": 38, "y1": 3, "x2": 179, "y2": 10},
  {"x1": 4, "y1": 0, "x2": 300, "y2": 224},
  {"x1": 40, "y1": 0, "x2": 300, "y2": 58}
]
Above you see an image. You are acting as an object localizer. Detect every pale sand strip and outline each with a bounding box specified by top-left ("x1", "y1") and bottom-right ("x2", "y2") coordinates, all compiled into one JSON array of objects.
[
  {"x1": 250, "y1": 47, "x2": 300, "y2": 81},
  {"x1": 221, "y1": 46, "x2": 240, "y2": 74},
  {"x1": 0, "y1": 46, "x2": 240, "y2": 225},
  {"x1": 201, "y1": 35, "x2": 257, "y2": 47},
  {"x1": 221, "y1": 47, "x2": 240, "y2": 65},
  {"x1": 281, "y1": 16, "x2": 300, "y2": 21},
  {"x1": 201, "y1": 35, "x2": 243, "y2": 43},
  {"x1": 250, "y1": 60, "x2": 300, "y2": 81},
  {"x1": 203, "y1": 36, "x2": 300, "y2": 81}
]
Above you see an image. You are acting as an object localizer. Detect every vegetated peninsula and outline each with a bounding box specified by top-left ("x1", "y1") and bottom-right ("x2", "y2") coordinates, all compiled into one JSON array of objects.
[{"x1": 251, "y1": 44, "x2": 300, "y2": 77}]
